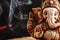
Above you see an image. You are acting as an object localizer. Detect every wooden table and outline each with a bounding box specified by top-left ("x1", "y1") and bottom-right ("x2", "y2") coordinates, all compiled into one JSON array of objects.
[{"x1": 8, "y1": 36, "x2": 36, "y2": 40}]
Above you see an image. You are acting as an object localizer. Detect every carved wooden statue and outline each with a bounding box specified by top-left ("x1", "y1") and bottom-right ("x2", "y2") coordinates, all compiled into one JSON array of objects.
[{"x1": 27, "y1": 0, "x2": 60, "y2": 40}]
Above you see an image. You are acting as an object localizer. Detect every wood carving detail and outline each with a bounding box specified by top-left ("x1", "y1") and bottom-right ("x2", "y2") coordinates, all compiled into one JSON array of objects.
[{"x1": 27, "y1": 0, "x2": 60, "y2": 40}]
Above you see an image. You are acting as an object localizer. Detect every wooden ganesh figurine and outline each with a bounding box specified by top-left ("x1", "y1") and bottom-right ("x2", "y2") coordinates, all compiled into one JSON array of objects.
[{"x1": 27, "y1": 0, "x2": 60, "y2": 40}]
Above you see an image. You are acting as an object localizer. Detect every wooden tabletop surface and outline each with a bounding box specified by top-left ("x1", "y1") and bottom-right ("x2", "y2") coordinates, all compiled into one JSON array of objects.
[{"x1": 8, "y1": 36, "x2": 36, "y2": 40}]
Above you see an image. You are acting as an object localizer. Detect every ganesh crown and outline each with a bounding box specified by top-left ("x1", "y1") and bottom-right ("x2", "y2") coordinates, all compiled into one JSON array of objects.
[{"x1": 41, "y1": 0, "x2": 60, "y2": 10}]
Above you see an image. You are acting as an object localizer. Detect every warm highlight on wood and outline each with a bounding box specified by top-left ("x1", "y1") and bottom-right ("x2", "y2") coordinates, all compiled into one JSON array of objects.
[{"x1": 27, "y1": 0, "x2": 60, "y2": 40}]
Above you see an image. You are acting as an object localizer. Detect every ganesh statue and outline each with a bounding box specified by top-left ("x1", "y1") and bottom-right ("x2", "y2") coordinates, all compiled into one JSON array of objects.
[{"x1": 27, "y1": 0, "x2": 60, "y2": 40}]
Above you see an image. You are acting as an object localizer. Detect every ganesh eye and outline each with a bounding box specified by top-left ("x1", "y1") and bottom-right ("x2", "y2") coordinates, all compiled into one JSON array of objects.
[
  {"x1": 44, "y1": 11, "x2": 47, "y2": 15},
  {"x1": 43, "y1": 10, "x2": 47, "y2": 19}
]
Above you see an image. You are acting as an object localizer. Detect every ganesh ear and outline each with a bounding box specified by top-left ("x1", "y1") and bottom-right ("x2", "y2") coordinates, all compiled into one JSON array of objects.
[{"x1": 32, "y1": 7, "x2": 42, "y2": 13}]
